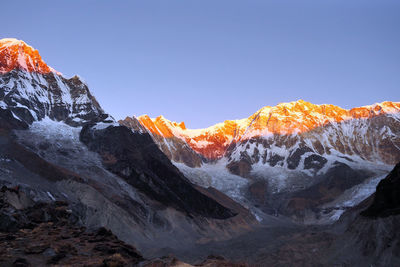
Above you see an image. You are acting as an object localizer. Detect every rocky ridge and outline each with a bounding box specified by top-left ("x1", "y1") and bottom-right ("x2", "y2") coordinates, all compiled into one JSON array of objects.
[{"x1": 131, "y1": 100, "x2": 400, "y2": 166}]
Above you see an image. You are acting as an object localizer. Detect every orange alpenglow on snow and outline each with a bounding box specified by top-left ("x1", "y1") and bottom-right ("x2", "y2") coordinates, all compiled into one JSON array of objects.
[
  {"x1": 0, "y1": 38, "x2": 59, "y2": 74},
  {"x1": 138, "y1": 100, "x2": 400, "y2": 159}
]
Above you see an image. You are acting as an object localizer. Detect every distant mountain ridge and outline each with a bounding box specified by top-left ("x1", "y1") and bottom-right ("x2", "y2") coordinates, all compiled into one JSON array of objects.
[
  {"x1": 124, "y1": 100, "x2": 400, "y2": 167},
  {"x1": 122, "y1": 99, "x2": 400, "y2": 223}
]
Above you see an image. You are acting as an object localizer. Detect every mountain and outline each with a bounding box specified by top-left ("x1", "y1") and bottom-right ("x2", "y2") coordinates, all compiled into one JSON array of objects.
[
  {"x1": 2, "y1": 37, "x2": 400, "y2": 266},
  {"x1": 0, "y1": 38, "x2": 257, "y2": 259},
  {"x1": 130, "y1": 100, "x2": 400, "y2": 166},
  {"x1": 0, "y1": 38, "x2": 57, "y2": 74},
  {"x1": 0, "y1": 38, "x2": 107, "y2": 127},
  {"x1": 122, "y1": 100, "x2": 400, "y2": 223}
]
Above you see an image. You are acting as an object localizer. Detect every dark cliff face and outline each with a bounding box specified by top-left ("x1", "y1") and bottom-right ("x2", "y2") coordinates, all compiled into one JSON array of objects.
[
  {"x1": 361, "y1": 162, "x2": 400, "y2": 218},
  {"x1": 79, "y1": 124, "x2": 236, "y2": 220},
  {"x1": 313, "y1": 162, "x2": 400, "y2": 266},
  {"x1": 0, "y1": 108, "x2": 29, "y2": 131}
]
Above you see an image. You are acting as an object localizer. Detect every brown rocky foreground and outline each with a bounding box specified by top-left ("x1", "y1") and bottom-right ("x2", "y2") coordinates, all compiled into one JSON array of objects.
[{"x1": 0, "y1": 186, "x2": 247, "y2": 267}]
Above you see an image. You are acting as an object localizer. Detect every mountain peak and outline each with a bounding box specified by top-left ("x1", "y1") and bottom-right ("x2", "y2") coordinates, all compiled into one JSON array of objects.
[
  {"x1": 278, "y1": 99, "x2": 309, "y2": 106},
  {"x1": 133, "y1": 101, "x2": 400, "y2": 160},
  {"x1": 0, "y1": 38, "x2": 59, "y2": 75},
  {"x1": 0, "y1": 38, "x2": 29, "y2": 47},
  {"x1": 0, "y1": 39, "x2": 105, "y2": 126}
]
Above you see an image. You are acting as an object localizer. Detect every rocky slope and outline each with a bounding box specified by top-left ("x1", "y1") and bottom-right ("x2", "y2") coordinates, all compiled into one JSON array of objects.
[
  {"x1": 319, "y1": 162, "x2": 400, "y2": 266},
  {"x1": 79, "y1": 123, "x2": 234, "y2": 219},
  {"x1": 361, "y1": 162, "x2": 400, "y2": 218},
  {"x1": 158, "y1": 162, "x2": 400, "y2": 266},
  {"x1": 0, "y1": 38, "x2": 257, "y2": 259},
  {"x1": 0, "y1": 186, "x2": 144, "y2": 266},
  {"x1": 0, "y1": 185, "x2": 250, "y2": 267}
]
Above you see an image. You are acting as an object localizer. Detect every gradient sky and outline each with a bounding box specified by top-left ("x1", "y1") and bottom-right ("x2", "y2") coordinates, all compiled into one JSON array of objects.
[{"x1": 2, "y1": 0, "x2": 399, "y2": 128}]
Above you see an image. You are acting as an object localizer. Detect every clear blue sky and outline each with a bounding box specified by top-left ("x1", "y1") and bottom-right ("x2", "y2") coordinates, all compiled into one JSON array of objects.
[{"x1": 2, "y1": 0, "x2": 400, "y2": 128}]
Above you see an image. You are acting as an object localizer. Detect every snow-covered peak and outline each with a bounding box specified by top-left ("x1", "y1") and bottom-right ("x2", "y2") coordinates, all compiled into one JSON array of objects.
[
  {"x1": 134, "y1": 101, "x2": 400, "y2": 160},
  {"x1": 0, "y1": 38, "x2": 30, "y2": 48},
  {"x1": 0, "y1": 38, "x2": 60, "y2": 75},
  {"x1": 0, "y1": 38, "x2": 106, "y2": 127}
]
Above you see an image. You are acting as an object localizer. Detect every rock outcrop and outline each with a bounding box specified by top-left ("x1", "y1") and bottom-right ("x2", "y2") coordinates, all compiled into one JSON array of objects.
[
  {"x1": 316, "y1": 162, "x2": 400, "y2": 266},
  {"x1": 361, "y1": 162, "x2": 400, "y2": 217},
  {"x1": 0, "y1": 186, "x2": 144, "y2": 266}
]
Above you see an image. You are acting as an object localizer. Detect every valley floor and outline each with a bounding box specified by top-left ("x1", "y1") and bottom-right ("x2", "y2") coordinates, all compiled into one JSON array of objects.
[{"x1": 148, "y1": 218, "x2": 334, "y2": 266}]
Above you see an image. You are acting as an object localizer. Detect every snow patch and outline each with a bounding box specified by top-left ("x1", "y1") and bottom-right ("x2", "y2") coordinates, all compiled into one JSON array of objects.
[
  {"x1": 47, "y1": 191, "x2": 56, "y2": 201},
  {"x1": 93, "y1": 121, "x2": 119, "y2": 130}
]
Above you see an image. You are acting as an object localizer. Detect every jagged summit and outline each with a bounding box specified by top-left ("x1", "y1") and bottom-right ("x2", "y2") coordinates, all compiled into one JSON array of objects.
[
  {"x1": 0, "y1": 38, "x2": 105, "y2": 126},
  {"x1": 0, "y1": 38, "x2": 60, "y2": 75},
  {"x1": 133, "y1": 100, "x2": 400, "y2": 160},
  {"x1": 140, "y1": 100, "x2": 400, "y2": 135},
  {"x1": 0, "y1": 38, "x2": 31, "y2": 50}
]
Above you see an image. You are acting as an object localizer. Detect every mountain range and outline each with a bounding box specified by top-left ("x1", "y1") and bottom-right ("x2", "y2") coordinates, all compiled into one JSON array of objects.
[
  {"x1": 122, "y1": 100, "x2": 400, "y2": 223},
  {"x1": 1, "y1": 38, "x2": 400, "y2": 266},
  {"x1": 132, "y1": 100, "x2": 400, "y2": 165}
]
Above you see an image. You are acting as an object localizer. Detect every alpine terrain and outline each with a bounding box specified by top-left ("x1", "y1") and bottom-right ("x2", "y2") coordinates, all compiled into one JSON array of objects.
[
  {"x1": 122, "y1": 100, "x2": 400, "y2": 223},
  {"x1": 0, "y1": 38, "x2": 257, "y2": 266},
  {"x1": 1, "y1": 38, "x2": 400, "y2": 266}
]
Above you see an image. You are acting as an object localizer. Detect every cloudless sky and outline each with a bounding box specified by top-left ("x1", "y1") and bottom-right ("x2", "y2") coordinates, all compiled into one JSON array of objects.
[{"x1": 2, "y1": 0, "x2": 400, "y2": 128}]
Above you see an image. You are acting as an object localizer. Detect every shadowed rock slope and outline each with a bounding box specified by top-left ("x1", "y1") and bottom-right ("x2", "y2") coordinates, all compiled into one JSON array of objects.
[
  {"x1": 0, "y1": 186, "x2": 249, "y2": 267},
  {"x1": 361, "y1": 162, "x2": 400, "y2": 218},
  {"x1": 0, "y1": 186, "x2": 144, "y2": 266},
  {"x1": 80, "y1": 123, "x2": 235, "y2": 219}
]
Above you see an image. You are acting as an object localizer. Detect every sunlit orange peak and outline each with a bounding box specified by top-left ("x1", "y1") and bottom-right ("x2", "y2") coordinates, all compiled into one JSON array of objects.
[
  {"x1": 0, "y1": 38, "x2": 59, "y2": 75},
  {"x1": 138, "y1": 101, "x2": 400, "y2": 160}
]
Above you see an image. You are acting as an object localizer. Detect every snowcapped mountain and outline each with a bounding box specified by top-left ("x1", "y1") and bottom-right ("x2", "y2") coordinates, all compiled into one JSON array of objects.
[
  {"x1": 122, "y1": 100, "x2": 400, "y2": 222},
  {"x1": 0, "y1": 38, "x2": 107, "y2": 126},
  {"x1": 128, "y1": 100, "x2": 400, "y2": 168},
  {"x1": 0, "y1": 38, "x2": 257, "y2": 254},
  {"x1": 1, "y1": 37, "x2": 400, "y2": 265}
]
